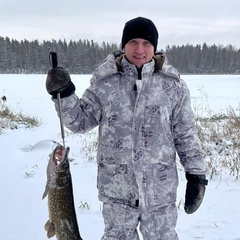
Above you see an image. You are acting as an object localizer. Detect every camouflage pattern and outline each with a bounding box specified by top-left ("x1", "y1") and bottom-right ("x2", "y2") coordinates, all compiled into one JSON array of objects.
[
  {"x1": 52, "y1": 51, "x2": 206, "y2": 239},
  {"x1": 101, "y1": 202, "x2": 178, "y2": 240}
]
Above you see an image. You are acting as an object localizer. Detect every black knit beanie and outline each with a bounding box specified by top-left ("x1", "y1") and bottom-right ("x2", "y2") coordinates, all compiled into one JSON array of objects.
[{"x1": 121, "y1": 17, "x2": 159, "y2": 53}]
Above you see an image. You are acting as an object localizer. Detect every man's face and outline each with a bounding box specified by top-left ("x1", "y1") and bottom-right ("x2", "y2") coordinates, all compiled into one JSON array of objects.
[{"x1": 124, "y1": 38, "x2": 154, "y2": 68}]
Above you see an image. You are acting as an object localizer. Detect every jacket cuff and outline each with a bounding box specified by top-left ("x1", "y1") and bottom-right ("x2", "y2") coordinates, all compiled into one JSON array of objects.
[{"x1": 186, "y1": 172, "x2": 208, "y2": 185}]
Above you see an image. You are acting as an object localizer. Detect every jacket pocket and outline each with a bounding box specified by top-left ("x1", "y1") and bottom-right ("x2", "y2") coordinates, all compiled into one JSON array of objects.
[
  {"x1": 97, "y1": 150, "x2": 138, "y2": 205},
  {"x1": 145, "y1": 163, "x2": 178, "y2": 209}
]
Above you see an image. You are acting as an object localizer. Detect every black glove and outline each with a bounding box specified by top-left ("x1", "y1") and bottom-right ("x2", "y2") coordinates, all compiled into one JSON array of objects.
[
  {"x1": 46, "y1": 67, "x2": 75, "y2": 99},
  {"x1": 184, "y1": 172, "x2": 208, "y2": 214}
]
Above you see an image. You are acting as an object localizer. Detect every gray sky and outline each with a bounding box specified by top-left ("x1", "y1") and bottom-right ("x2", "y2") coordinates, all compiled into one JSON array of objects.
[{"x1": 1, "y1": 0, "x2": 240, "y2": 50}]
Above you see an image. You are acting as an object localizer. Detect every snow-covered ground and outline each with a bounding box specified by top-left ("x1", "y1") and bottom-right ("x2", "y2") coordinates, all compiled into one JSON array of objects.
[{"x1": 0, "y1": 74, "x2": 240, "y2": 240}]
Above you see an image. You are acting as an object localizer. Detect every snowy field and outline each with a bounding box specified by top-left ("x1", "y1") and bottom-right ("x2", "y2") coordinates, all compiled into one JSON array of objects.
[{"x1": 0, "y1": 74, "x2": 240, "y2": 240}]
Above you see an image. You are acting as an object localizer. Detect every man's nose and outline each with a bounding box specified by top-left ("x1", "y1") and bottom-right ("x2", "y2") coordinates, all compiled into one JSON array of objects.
[{"x1": 135, "y1": 43, "x2": 144, "y2": 52}]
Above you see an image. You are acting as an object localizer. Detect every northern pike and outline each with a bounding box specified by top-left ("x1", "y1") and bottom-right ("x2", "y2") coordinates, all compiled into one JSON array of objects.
[{"x1": 42, "y1": 144, "x2": 83, "y2": 240}]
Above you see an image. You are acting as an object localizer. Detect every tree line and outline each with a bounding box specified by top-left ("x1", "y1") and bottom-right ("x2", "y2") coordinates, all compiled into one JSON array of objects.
[
  {"x1": 0, "y1": 36, "x2": 239, "y2": 74},
  {"x1": 165, "y1": 43, "x2": 240, "y2": 74}
]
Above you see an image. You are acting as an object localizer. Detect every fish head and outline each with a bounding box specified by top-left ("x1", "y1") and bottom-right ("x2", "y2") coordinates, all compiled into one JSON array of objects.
[
  {"x1": 42, "y1": 144, "x2": 71, "y2": 199},
  {"x1": 52, "y1": 144, "x2": 71, "y2": 186}
]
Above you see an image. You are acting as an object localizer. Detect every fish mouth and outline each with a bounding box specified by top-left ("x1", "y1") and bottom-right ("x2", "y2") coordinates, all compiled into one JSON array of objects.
[{"x1": 52, "y1": 144, "x2": 70, "y2": 165}]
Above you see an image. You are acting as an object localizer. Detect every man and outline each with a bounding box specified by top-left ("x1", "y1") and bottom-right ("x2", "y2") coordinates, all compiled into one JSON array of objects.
[{"x1": 46, "y1": 16, "x2": 208, "y2": 240}]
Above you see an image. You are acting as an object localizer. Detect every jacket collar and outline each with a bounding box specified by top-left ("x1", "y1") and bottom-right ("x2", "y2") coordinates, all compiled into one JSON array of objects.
[{"x1": 92, "y1": 51, "x2": 167, "y2": 80}]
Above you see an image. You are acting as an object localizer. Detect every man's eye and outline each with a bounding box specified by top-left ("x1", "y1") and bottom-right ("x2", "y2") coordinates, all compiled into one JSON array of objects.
[
  {"x1": 144, "y1": 41, "x2": 151, "y2": 46},
  {"x1": 130, "y1": 40, "x2": 137, "y2": 44}
]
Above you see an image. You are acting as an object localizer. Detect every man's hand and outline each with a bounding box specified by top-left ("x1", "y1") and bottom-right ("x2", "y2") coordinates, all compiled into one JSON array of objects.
[
  {"x1": 46, "y1": 67, "x2": 75, "y2": 99},
  {"x1": 184, "y1": 172, "x2": 208, "y2": 214}
]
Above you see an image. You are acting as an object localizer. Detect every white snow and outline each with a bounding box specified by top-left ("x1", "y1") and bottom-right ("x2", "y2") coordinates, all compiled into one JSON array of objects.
[{"x1": 0, "y1": 74, "x2": 240, "y2": 240}]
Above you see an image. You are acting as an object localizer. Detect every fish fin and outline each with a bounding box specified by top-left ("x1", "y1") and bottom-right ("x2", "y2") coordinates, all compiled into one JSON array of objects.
[
  {"x1": 45, "y1": 220, "x2": 55, "y2": 238},
  {"x1": 42, "y1": 188, "x2": 48, "y2": 199},
  {"x1": 42, "y1": 184, "x2": 50, "y2": 199},
  {"x1": 44, "y1": 220, "x2": 51, "y2": 231}
]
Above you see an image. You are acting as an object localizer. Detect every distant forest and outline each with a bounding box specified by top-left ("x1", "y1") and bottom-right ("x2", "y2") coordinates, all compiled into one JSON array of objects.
[{"x1": 0, "y1": 36, "x2": 240, "y2": 74}]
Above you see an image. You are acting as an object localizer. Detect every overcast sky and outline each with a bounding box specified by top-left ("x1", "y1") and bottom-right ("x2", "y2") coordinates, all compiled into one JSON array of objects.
[{"x1": 1, "y1": 0, "x2": 240, "y2": 50}]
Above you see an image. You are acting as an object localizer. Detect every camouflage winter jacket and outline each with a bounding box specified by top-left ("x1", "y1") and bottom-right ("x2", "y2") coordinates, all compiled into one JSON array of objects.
[{"x1": 53, "y1": 51, "x2": 206, "y2": 212}]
